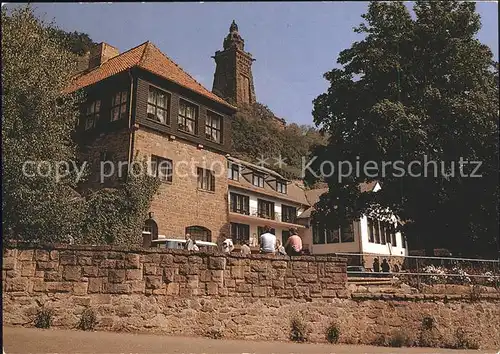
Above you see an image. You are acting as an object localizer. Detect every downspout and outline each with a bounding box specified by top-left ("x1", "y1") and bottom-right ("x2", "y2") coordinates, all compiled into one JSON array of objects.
[{"x1": 127, "y1": 69, "x2": 134, "y2": 174}]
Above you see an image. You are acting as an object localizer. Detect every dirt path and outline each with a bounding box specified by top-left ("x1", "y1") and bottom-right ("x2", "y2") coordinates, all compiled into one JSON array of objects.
[{"x1": 2, "y1": 326, "x2": 487, "y2": 354}]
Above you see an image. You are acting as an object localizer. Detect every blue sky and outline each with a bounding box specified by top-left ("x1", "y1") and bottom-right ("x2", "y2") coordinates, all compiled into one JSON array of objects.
[{"x1": 10, "y1": 2, "x2": 500, "y2": 125}]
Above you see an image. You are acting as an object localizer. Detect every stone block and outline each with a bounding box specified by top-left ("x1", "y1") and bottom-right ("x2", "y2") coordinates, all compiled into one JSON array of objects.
[
  {"x1": 73, "y1": 297, "x2": 91, "y2": 306},
  {"x1": 108, "y1": 269, "x2": 126, "y2": 283},
  {"x1": 73, "y1": 282, "x2": 89, "y2": 295},
  {"x1": 129, "y1": 280, "x2": 145, "y2": 294},
  {"x1": 163, "y1": 268, "x2": 175, "y2": 282},
  {"x1": 188, "y1": 256, "x2": 203, "y2": 264},
  {"x1": 144, "y1": 264, "x2": 157, "y2": 275},
  {"x1": 20, "y1": 261, "x2": 36, "y2": 277},
  {"x1": 292, "y1": 262, "x2": 308, "y2": 271},
  {"x1": 125, "y1": 254, "x2": 140, "y2": 269},
  {"x1": 206, "y1": 282, "x2": 219, "y2": 295},
  {"x1": 3, "y1": 258, "x2": 17, "y2": 270},
  {"x1": 252, "y1": 286, "x2": 267, "y2": 297},
  {"x1": 272, "y1": 261, "x2": 288, "y2": 269},
  {"x1": 310, "y1": 284, "x2": 322, "y2": 293},
  {"x1": 100, "y1": 259, "x2": 116, "y2": 269},
  {"x1": 321, "y1": 289, "x2": 337, "y2": 298},
  {"x1": 236, "y1": 283, "x2": 251, "y2": 293},
  {"x1": 285, "y1": 277, "x2": 297, "y2": 286},
  {"x1": 160, "y1": 254, "x2": 174, "y2": 266},
  {"x1": 208, "y1": 257, "x2": 226, "y2": 270},
  {"x1": 37, "y1": 261, "x2": 59, "y2": 270},
  {"x1": 224, "y1": 279, "x2": 236, "y2": 288},
  {"x1": 245, "y1": 273, "x2": 259, "y2": 284},
  {"x1": 50, "y1": 250, "x2": 59, "y2": 260},
  {"x1": 18, "y1": 250, "x2": 34, "y2": 261},
  {"x1": 231, "y1": 266, "x2": 245, "y2": 279},
  {"x1": 302, "y1": 274, "x2": 319, "y2": 283},
  {"x1": 166, "y1": 283, "x2": 179, "y2": 295},
  {"x1": 77, "y1": 256, "x2": 93, "y2": 266},
  {"x1": 104, "y1": 283, "x2": 131, "y2": 294},
  {"x1": 82, "y1": 266, "x2": 99, "y2": 277},
  {"x1": 6, "y1": 278, "x2": 29, "y2": 292},
  {"x1": 126, "y1": 269, "x2": 142, "y2": 281},
  {"x1": 144, "y1": 253, "x2": 160, "y2": 263},
  {"x1": 250, "y1": 261, "x2": 267, "y2": 272},
  {"x1": 63, "y1": 266, "x2": 81, "y2": 281},
  {"x1": 32, "y1": 278, "x2": 45, "y2": 292},
  {"x1": 145, "y1": 276, "x2": 162, "y2": 289},
  {"x1": 44, "y1": 271, "x2": 62, "y2": 282},
  {"x1": 46, "y1": 281, "x2": 72, "y2": 293},
  {"x1": 275, "y1": 288, "x2": 294, "y2": 298},
  {"x1": 272, "y1": 280, "x2": 285, "y2": 289},
  {"x1": 60, "y1": 253, "x2": 77, "y2": 265},
  {"x1": 88, "y1": 278, "x2": 103, "y2": 293},
  {"x1": 35, "y1": 250, "x2": 50, "y2": 262}
]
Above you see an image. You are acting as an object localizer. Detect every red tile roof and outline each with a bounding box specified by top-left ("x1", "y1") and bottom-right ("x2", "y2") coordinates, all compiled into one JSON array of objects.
[{"x1": 64, "y1": 41, "x2": 236, "y2": 110}]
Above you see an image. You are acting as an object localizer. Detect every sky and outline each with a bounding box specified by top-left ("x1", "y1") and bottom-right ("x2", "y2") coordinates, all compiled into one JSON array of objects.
[{"x1": 6, "y1": 2, "x2": 499, "y2": 125}]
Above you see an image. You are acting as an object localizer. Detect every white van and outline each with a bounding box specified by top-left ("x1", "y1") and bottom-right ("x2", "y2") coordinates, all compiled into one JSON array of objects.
[{"x1": 151, "y1": 236, "x2": 218, "y2": 251}]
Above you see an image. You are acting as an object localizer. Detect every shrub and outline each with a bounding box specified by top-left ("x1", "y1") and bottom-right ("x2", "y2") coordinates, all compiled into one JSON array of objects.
[
  {"x1": 389, "y1": 330, "x2": 413, "y2": 347},
  {"x1": 325, "y1": 322, "x2": 340, "y2": 344},
  {"x1": 205, "y1": 328, "x2": 223, "y2": 340},
  {"x1": 289, "y1": 314, "x2": 308, "y2": 342},
  {"x1": 421, "y1": 316, "x2": 435, "y2": 331},
  {"x1": 452, "y1": 328, "x2": 480, "y2": 350},
  {"x1": 34, "y1": 307, "x2": 54, "y2": 329},
  {"x1": 78, "y1": 308, "x2": 98, "y2": 331}
]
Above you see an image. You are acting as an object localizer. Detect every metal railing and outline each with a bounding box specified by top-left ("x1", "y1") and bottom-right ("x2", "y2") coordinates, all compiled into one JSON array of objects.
[
  {"x1": 333, "y1": 252, "x2": 500, "y2": 289},
  {"x1": 229, "y1": 205, "x2": 298, "y2": 224}
]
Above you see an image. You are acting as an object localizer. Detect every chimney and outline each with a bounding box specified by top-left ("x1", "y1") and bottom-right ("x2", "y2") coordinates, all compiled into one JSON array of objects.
[{"x1": 88, "y1": 42, "x2": 119, "y2": 69}]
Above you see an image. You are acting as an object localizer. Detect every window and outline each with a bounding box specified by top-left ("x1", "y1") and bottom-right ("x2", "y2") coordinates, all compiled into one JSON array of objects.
[
  {"x1": 147, "y1": 86, "x2": 170, "y2": 124},
  {"x1": 367, "y1": 218, "x2": 375, "y2": 243},
  {"x1": 391, "y1": 226, "x2": 397, "y2": 247},
  {"x1": 185, "y1": 226, "x2": 211, "y2": 242},
  {"x1": 85, "y1": 100, "x2": 101, "y2": 130},
  {"x1": 326, "y1": 228, "x2": 340, "y2": 243},
  {"x1": 206, "y1": 111, "x2": 222, "y2": 143},
  {"x1": 373, "y1": 220, "x2": 381, "y2": 243},
  {"x1": 340, "y1": 223, "x2": 355, "y2": 242},
  {"x1": 230, "y1": 192, "x2": 249, "y2": 215},
  {"x1": 257, "y1": 199, "x2": 274, "y2": 220},
  {"x1": 197, "y1": 167, "x2": 215, "y2": 191},
  {"x1": 276, "y1": 180, "x2": 287, "y2": 194},
  {"x1": 178, "y1": 99, "x2": 198, "y2": 134},
  {"x1": 150, "y1": 156, "x2": 173, "y2": 182},
  {"x1": 380, "y1": 222, "x2": 387, "y2": 245},
  {"x1": 230, "y1": 223, "x2": 250, "y2": 245},
  {"x1": 313, "y1": 225, "x2": 326, "y2": 244},
  {"x1": 228, "y1": 163, "x2": 240, "y2": 181},
  {"x1": 281, "y1": 205, "x2": 297, "y2": 224},
  {"x1": 252, "y1": 173, "x2": 264, "y2": 188},
  {"x1": 111, "y1": 91, "x2": 128, "y2": 121}
]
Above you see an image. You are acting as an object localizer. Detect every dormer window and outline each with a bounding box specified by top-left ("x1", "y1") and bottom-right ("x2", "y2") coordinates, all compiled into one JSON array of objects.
[
  {"x1": 252, "y1": 173, "x2": 264, "y2": 188},
  {"x1": 228, "y1": 163, "x2": 239, "y2": 181},
  {"x1": 276, "y1": 180, "x2": 287, "y2": 194}
]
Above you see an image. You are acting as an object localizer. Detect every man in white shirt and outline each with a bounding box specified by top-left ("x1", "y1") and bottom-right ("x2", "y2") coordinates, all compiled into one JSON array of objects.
[{"x1": 259, "y1": 225, "x2": 276, "y2": 254}]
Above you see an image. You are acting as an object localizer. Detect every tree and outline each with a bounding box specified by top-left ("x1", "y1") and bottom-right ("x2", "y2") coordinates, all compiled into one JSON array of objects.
[
  {"x1": 47, "y1": 28, "x2": 96, "y2": 56},
  {"x1": 231, "y1": 102, "x2": 327, "y2": 179},
  {"x1": 2, "y1": 6, "x2": 85, "y2": 242},
  {"x1": 309, "y1": 1, "x2": 499, "y2": 257}
]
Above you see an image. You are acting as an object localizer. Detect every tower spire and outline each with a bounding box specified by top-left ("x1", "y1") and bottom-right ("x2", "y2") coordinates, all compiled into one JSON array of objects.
[{"x1": 212, "y1": 21, "x2": 256, "y2": 106}]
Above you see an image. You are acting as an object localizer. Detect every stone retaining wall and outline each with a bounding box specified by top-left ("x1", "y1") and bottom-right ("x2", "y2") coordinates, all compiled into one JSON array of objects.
[{"x1": 3, "y1": 244, "x2": 500, "y2": 349}]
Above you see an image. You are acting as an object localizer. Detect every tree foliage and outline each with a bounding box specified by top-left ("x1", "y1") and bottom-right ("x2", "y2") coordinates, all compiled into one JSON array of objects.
[
  {"x1": 47, "y1": 27, "x2": 96, "y2": 56},
  {"x1": 308, "y1": 1, "x2": 499, "y2": 256},
  {"x1": 231, "y1": 102, "x2": 327, "y2": 179},
  {"x1": 2, "y1": 5, "x2": 85, "y2": 242}
]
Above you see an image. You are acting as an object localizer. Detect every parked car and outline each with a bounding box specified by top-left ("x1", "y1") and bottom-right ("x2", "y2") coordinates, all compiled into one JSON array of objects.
[
  {"x1": 347, "y1": 265, "x2": 368, "y2": 277},
  {"x1": 150, "y1": 237, "x2": 218, "y2": 251}
]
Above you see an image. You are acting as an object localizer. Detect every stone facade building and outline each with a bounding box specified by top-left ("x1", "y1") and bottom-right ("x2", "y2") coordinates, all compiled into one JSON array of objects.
[{"x1": 66, "y1": 41, "x2": 237, "y2": 242}]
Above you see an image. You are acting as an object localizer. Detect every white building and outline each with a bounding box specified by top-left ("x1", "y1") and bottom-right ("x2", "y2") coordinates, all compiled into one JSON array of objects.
[
  {"x1": 226, "y1": 156, "x2": 309, "y2": 249},
  {"x1": 297, "y1": 182, "x2": 408, "y2": 269}
]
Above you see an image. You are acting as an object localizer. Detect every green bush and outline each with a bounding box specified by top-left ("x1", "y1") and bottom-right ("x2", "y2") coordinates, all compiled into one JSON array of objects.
[
  {"x1": 290, "y1": 315, "x2": 308, "y2": 343},
  {"x1": 34, "y1": 307, "x2": 54, "y2": 329},
  {"x1": 78, "y1": 308, "x2": 98, "y2": 331},
  {"x1": 325, "y1": 322, "x2": 340, "y2": 344}
]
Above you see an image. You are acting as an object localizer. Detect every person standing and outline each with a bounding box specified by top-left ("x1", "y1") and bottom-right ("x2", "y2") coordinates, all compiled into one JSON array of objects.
[
  {"x1": 284, "y1": 228, "x2": 303, "y2": 256},
  {"x1": 381, "y1": 258, "x2": 390, "y2": 273},
  {"x1": 259, "y1": 225, "x2": 276, "y2": 254},
  {"x1": 373, "y1": 258, "x2": 380, "y2": 272},
  {"x1": 184, "y1": 233, "x2": 195, "y2": 251}
]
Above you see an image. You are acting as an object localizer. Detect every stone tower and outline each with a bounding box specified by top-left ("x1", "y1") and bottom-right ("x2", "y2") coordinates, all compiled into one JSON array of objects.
[{"x1": 212, "y1": 20, "x2": 256, "y2": 106}]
